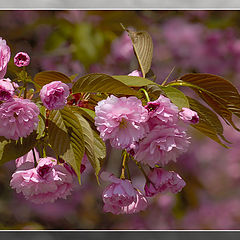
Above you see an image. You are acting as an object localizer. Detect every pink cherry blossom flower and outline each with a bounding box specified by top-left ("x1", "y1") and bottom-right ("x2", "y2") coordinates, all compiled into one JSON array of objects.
[
  {"x1": 120, "y1": 190, "x2": 148, "y2": 214},
  {"x1": 145, "y1": 95, "x2": 179, "y2": 126},
  {"x1": 103, "y1": 189, "x2": 148, "y2": 215},
  {"x1": 14, "y1": 52, "x2": 30, "y2": 67},
  {"x1": 10, "y1": 157, "x2": 75, "y2": 204},
  {"x1": 128, "y1": 70, "x2": 143, "y2": 77},
  {"x1": 101, "y1": 172, "x2": 147, "y2": 214},
  {"x1": 134, "y1": 125, "x2": 190, "y2": 167},
  {"x1": 101, "y1": 172, "x2": 136, "y2": 207},
  {"x1": 15, "y1": 148, "x2": 39, "y2": 168},
  {"x1": 0, "y1": 37, "x2": 10, "y2": 78},
  {"x1": 40, "y1": 81, "x2": 70, "y2": 110},
  {"x1": 179, "y1": 107, "x2": 199, "y2": 124},
  {"x1": 144, "y1": 168, "x2": 186, "y2": 197},
  {"x1": 0, "y1": 78, "x2": 15, "y2": 101},
  {"x1": 95, "y1": 95, "x2": 148, "y2": 149},
  {"x1": 0, "y1": 98, "x2": 39, "y2": 140}
]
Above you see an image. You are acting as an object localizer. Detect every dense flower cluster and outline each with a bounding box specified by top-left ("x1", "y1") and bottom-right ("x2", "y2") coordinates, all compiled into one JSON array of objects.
[
  {"x1": 95, "y1": 86, "x2": 198, "y2": 214},
  {"x1": 10, "y1": 154, "x2": 75, "y2": 204},
  {"x1": 0, "y1": 28, "x2": 201, "y2": 216},
  {"x1": 0, "y1": 37, "x2": 77, "y2": 205}
]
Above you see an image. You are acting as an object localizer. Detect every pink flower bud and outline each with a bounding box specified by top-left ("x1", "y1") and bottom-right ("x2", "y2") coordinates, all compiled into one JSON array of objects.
[
  {"x1": 179, "y1": 107, "x2": 199, "y2": 124},
  {"x1": 40, "y1": 81, "x2": 70, "y2": 110},
  {"x1": 144, "y1": 168, "x2": 186, "y2": 197},
  {"x1": 14, "y1": 52, "x2": 30, "y2": 67}
]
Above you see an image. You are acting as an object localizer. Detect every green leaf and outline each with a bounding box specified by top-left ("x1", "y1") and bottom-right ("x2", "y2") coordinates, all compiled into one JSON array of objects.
[
  {"x1": 71, "y1": 108, "x2": 103, "y2": 182},
  {"x1": 187, "y1": 97, "x2": 229, "y2": 148},
  {"x1": 0, "y1": 132, "x2": 38, "y2": 165},
  {"x1": 36, "y1": 104, "x2": 46, "y2": 139},
  {"x1": 77, "y1": 107, "x2": 96, "y2": 122},
  {"x1": 48, "y1": 107, "x2": 85, "y2": 183},
  {"x1": 112, "y1": 75, "x2": 156, "y2": 87},
  {"x1": 146, "y1": 84, "x2": 165, "y2": 100},
  {"x1": 93, "y1": 130, "x2": 106, "y2": 167},
  {"x1": 177, "y1": 73, "x2": 240, "y2": 131},
  {"x1": 160, "y1": 85, "x2": 189, "y2": 109},
  {"x1": 72, "y1": 73, "x2": 138, "y2": 95},
  {"x1": 72, "y1": 107, "x2": 98, "y2": 136},
  {"x1": 127, "y1": 29, "x2": 153, "y2": 78},
  {"x1": 33, "y1": 71, "x2": 72, "y2": 91}
]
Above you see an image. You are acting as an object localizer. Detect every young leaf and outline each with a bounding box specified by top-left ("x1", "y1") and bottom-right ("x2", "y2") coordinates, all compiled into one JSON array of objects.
[
  {"x1": 33, "y1": 71, "x2": 72, "y2": 91},
  {"x1": 48, "y1": 107, "x2": 85, "y2": 183},
  {"x1": 178, "y1": 73, "x2": 240, "y2": 130},
  {"x1": 127, "y1": 29, "x2": 153, "y2": 78},
  {"x1": 112, "y1": 75, "x2": 156, "y2": 87},
  {"x1": 0, "y1": 132, "x2": 38, "y2": 165},
  {"x1": 187, "y1": 97, "x2": 229, "y2": 148},
  {"x1": 72, "y1": 73, "x2": 138, "y2": 95}
]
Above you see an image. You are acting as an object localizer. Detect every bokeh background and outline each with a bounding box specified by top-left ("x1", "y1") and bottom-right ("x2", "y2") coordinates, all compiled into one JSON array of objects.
[{"x1": 1, "y1": 10, "x2": 240, "y2": 230}]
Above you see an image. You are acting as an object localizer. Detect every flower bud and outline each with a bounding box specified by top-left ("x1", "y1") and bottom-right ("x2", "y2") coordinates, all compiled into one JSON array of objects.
[{"x1": 14, "y1": 52, "x2": 30, "y2": 67}]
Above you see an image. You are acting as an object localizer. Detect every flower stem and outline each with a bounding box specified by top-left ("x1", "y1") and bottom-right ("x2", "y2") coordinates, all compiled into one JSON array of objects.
[
  {"x1": 32, "y1": 148, "x2": 37, "y2": 166},
  {"x1": 42, "y1": 146, "x2": 46, "y2": 158},
  {"x1": 139, "y1": 88, "x2": 150, "y2": 102},
  {"x1": 18, "y1": 87, "x2": 24, "y2": 98},
  {"x1": 23, "y1": 82, "x2": 27, "y2": 99},
  {"x1": 120, "y1": 150, "x2": 128, "y2": 180}
]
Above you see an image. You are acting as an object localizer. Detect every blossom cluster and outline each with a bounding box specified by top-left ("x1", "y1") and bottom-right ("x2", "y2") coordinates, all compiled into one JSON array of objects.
[
  {"x1": 95, "y1": 71, "x2": 199, "y2": 214},
  {"x1": 0, "y1": 37, "x2": 76, "y2": 204},
  {"x1": 0, "y1": 33, "x2": 199, "y2": 216},
  {"x1": 11, "y1": 149, "x2": 75, "y2": 204}
]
